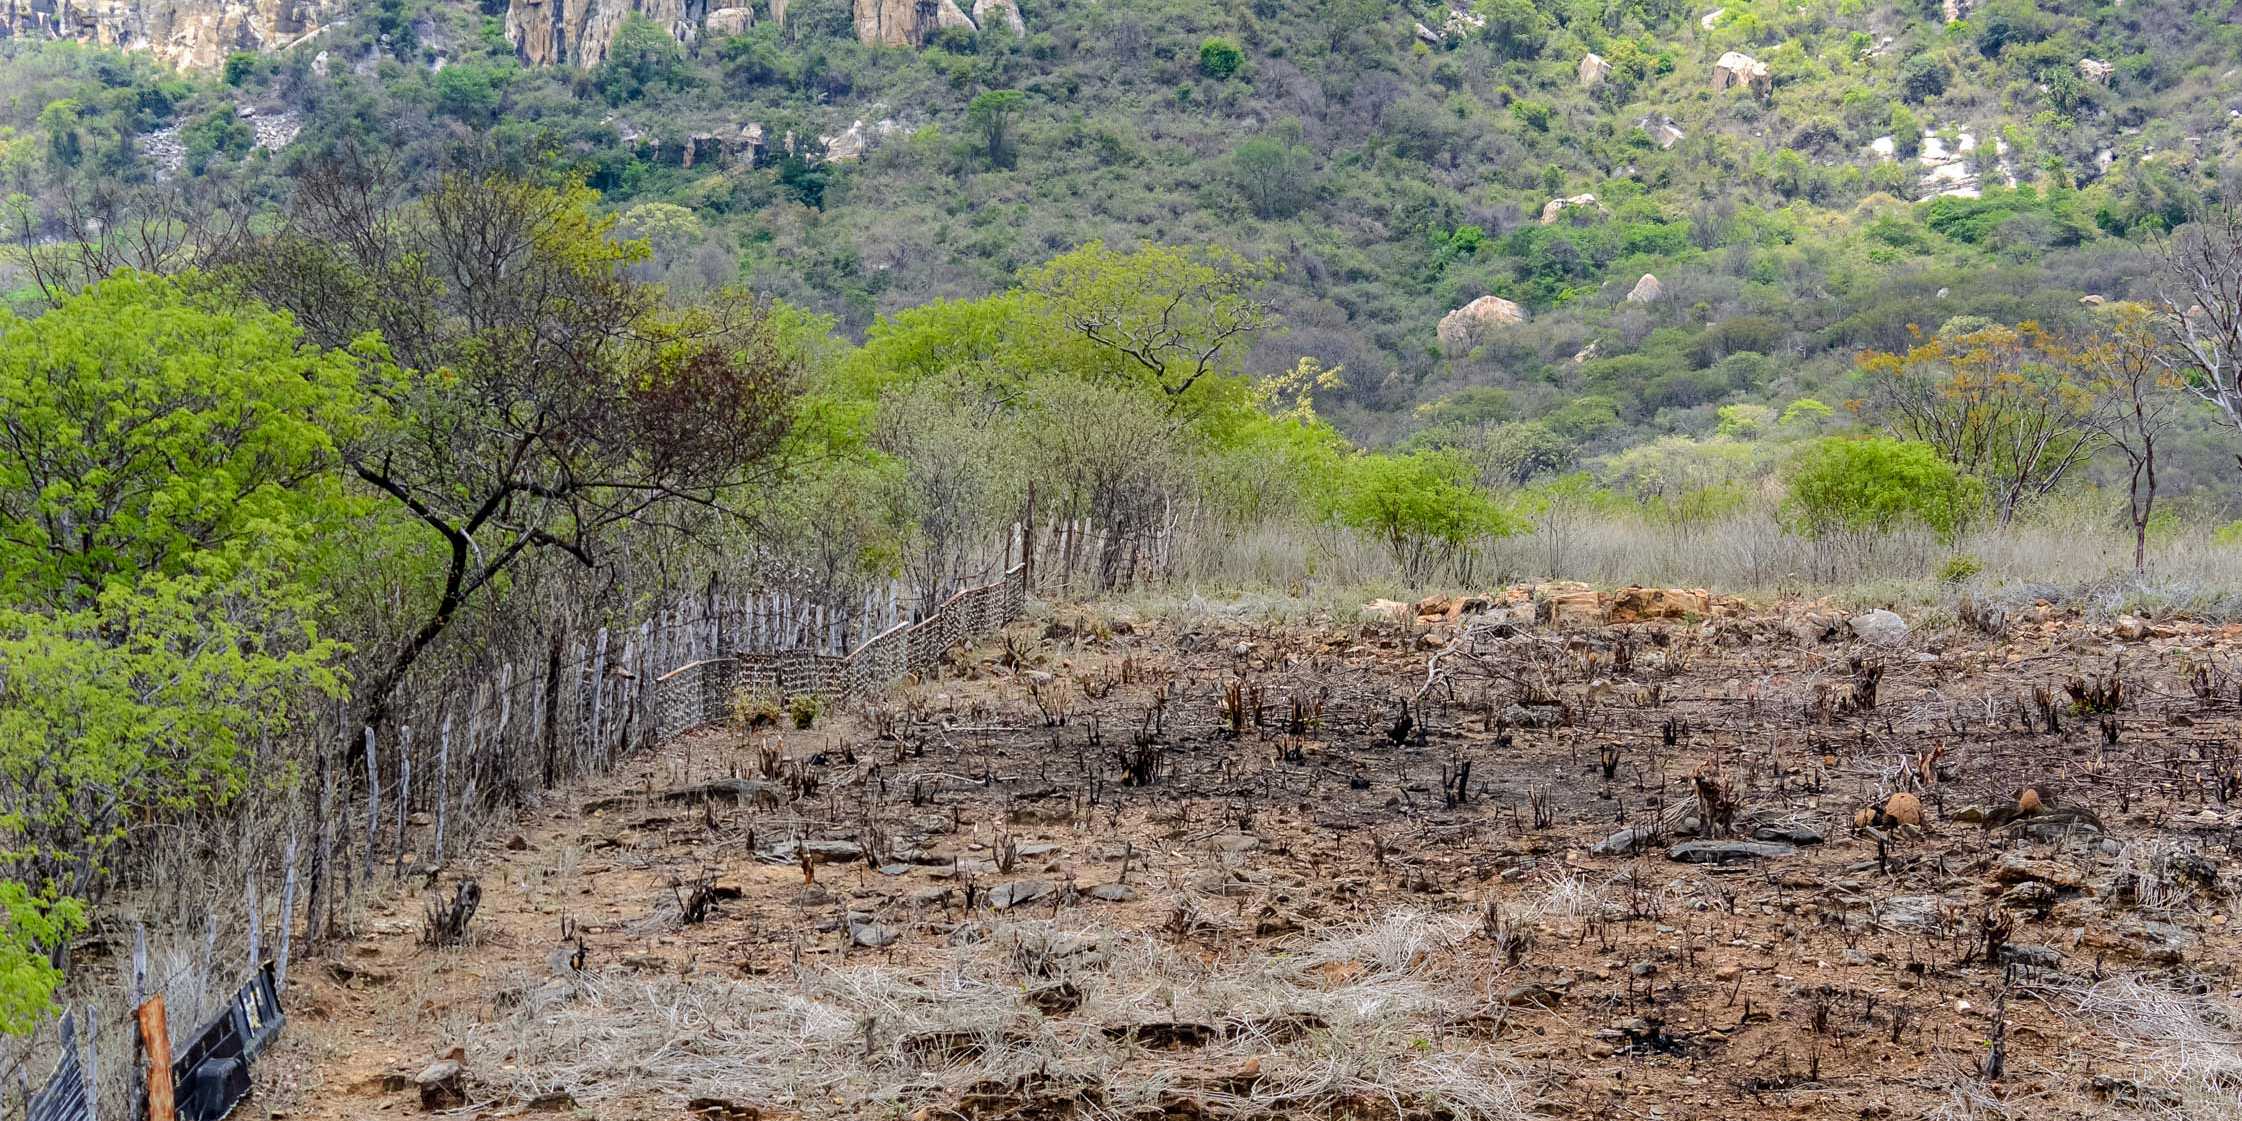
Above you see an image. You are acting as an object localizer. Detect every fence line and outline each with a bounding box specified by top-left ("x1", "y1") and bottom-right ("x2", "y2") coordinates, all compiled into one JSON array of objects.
[
  {"x1": 654, "y1": 563, "x2": 1030, "y2": 740},
  {"x1": 21, "y1": 555, "x2": 1034, "y2": 1120}
]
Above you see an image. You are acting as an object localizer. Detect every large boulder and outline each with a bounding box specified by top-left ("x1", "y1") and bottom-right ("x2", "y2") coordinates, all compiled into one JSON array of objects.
[
  {"x1": 1636, "y1": 115, "x2": 1685, "y2": 149},
  {"x1": 972, "y1": 0, "x2": 1023, "y2": 34},
  {"x1": 1539, "y1": 193, "x2": 1601, "y2": 224},
  {"x1": 1533, "y1": 583, "x2": 1604, "y2": 627},
  {"x1": 854, "y1": 0, "x2": 928, "y2": 46},
  {"x1": 1711, "y1": 50, "x2": 1770, "y2": 94},
  {"x1": 1625, "y1": 274, "x2": 1663, "y2": 303},
  {"x1": 935, "y1": 0, "x2": 974, "y2": 30},
  {"x1": 704, "y1": 5, "x2": 753, "y2": 35},
  {"x1": 2077, "y1": 58, "x2": 2113, "y2": 84},
  {"x1": 1579, "y1": 52, "x2": 1610, "y2": 87},
  {"x1": 1606, "y1": 586, "x2": 1706, "y2": 622},
  {"x1": 1436, "y1": 295, "x2": 1525, "y2": 353},
  {"x1": 823, "y1": 121, "x2": 869, "y2": 162},
  {"x1": 1848, "y1": 609, "x2": 1909, "y2": 647}
]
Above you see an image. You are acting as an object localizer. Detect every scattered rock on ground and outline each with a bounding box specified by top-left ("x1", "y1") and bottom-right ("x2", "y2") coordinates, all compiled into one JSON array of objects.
[
  {"x1": 1668, "y1": 839, "x2": 1796, "y2": 864},
  {"x1": 1848, "y1": 609, "x2": 1909, "y2": 647}
]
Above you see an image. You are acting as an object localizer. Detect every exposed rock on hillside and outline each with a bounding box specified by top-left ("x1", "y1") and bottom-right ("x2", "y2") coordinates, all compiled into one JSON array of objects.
[
  {"x1": 1626, "y1": 274, "x2": 1662, "y2": 303},
  {"x1": 1636, "y1": 114, "x2": 1685, "y2": 149},
  {"x1": 1579, "y1": 52, "x2": 1609, "y2": 87},
  {"x1": 1711, "y1": 50, "x2": 1769, "y2": 95},
  {"x1": 0, "y1": 0, "x2": 337, "y2": 69},
  {"x1": 502, "y1": 0, "x2": 997, "y2": 69},
  {"x1": 508, "y1": 0, "x2": 724, "y2": 67},
  {"x1": 1539, "y1": 193, "x2": 1601, "y2": 224},
  {"x1": 1436, "y1": 295, "x2": 1524, "y2": 353},
  {"x1": 969, "y1": 0, "x2": 1018, "y2": 35},
  {"x1": 704, "y1": 4, "x2": 750, "y2": 35},
  {"x1": 854, "y1": 0, "x2": 924, "y2": 47}
]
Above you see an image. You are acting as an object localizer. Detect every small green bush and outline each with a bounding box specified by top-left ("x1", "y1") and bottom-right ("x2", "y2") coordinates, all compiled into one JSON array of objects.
[
  {"x1": 729, "y1": 686, "x2": 783, "y2": 730},
  {"x1": 1938, "y1": 554, "x2": 1983, "y2": 584},
  {"x1": 1199, "y1": 38, "x2": 1244, "y2": 79},
  {"x1": 1785, "y1": 436, "x2": 1982, "y2": 539},
  {"x1": 788, "y1": 692, "x2": 824, "y2": 730}
]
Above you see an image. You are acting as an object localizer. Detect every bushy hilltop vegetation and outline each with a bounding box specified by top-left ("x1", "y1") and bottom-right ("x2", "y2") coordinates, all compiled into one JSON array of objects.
[{"x1": 4, "y1": 0, "x2": 2240, "y2": 463}]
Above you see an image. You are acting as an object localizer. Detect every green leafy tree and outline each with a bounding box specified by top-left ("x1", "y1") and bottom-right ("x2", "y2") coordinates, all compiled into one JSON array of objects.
[
  {"x1": 1228, "y1": 123, "x2": 1317, "y2": 219},
  {"x1": 596, "y1": 15, "x2": 688, "y2": 105},
  {"x1": 1025, "y1": 241, "x2": 1277, "y2": 401},
  {"x1": 0, "y1": 274, "x2": 363, "y2": 1029},
  {"x1": 1784, "y1": 436, "x2": 1981, "y2": 539},
  {"x1": 1474, "y1": 0, "x2": 1544, "y2": 59},
  {"x1": 967, "y1": 89, "x2": 1026, "y2": 168},
  {"x1": 35, "y1": 99, "x2": 83, "y2": 168},
  {"x1": 229, "y1": 156, "x2": 802, "y2": 730},
  {"x1": 434, "y1": 62, "x2": 509, "y2": 124},
  {"x1": 1333, "y1": 450, "x2": 1516, "y2": 584}
]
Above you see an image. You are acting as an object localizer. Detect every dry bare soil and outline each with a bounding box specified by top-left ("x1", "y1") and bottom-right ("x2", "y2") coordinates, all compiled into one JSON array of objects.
[{"x1": 269, "y1": 590, "x2": 2242, "y2": 1121}]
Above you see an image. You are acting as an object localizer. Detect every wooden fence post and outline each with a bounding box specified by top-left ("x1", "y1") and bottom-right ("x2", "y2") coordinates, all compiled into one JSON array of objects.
[
  {"x1": 393, "y1": 727, "x2": 411, "y2": 880},
  {"x1": 361, "y1": 726, "x2": 379, "y2": 882},
  {"x1": 276, "y1": 826, "x2": 299, "y2": 989},
  {"x1": 588, "y1": 628, "x2": 610, "y2": 772},
  {"x1": 79, "y1": 1003, "x2": 99, "y2": 1117},
  {"x1": 245, "y1": 868, "x2": 261, "y2": 980},
  {"x1": 435, "y1": 713, "x2": 451, "y2": 869},
  {"x1": 136, "y1": 996, "x2": 174, "y2": 1121}
]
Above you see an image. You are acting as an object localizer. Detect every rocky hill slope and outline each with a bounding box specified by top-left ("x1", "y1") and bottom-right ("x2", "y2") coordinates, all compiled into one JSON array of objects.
[{"x1": 3, "y1": 0, "x2": 2240, "y2": 469}]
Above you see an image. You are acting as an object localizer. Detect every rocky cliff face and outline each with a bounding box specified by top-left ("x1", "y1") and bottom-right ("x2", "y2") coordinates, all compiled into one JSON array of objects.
[
  {"x1": 506, "y1": 0, "x2": 715, "y2": 67},
  {"x1": 1, "y1": 0, "x2": 1007, "y2": 71},
  {"x1": 0, "y1": 0, "x2": 335, "y2": 69},
  {"x1": 506, "y1": 0, "x2": 997, "y2": 68}
]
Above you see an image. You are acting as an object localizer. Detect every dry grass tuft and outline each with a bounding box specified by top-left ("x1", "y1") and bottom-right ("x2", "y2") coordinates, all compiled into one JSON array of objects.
[{"x1": 472, "y1": 912, "x2": 1530, "y2": 1118}]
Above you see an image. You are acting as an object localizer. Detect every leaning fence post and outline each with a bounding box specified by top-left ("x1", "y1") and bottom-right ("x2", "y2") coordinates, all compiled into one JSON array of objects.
[
  {"x1": 80, "y1": 1002, "x2": 99, "y2": 1119},
  {"x1": 245, "y1": 867, "x2": 262, "y2": 982}
]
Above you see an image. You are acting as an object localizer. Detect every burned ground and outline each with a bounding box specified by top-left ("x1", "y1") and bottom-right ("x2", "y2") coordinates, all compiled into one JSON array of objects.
[{"x1": 274, "y1": 593, "x2": 2242, "y2": 1121}]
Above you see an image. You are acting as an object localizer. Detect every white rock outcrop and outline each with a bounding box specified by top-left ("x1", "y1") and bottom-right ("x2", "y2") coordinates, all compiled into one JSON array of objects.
[
  {"x1": 971, "y1": 0, "x2": 1021, "y2": 35},
  {"x1": 1637, "y1": 115, "x2": 1685, "y2": 149},
  {"x1": 1711, "y1": 51, "x2": 1770, "y2": 95},
  {"x1": 1579, "y1": 52, "x2": 1610, "y2": 87},
  {"x1": 1539, "y1": 193, "x2": 1601, "y2": 224},
  {"x1": 705, "y1": 5, "x2": 753, "y2": 35},
  {"x1": 1437, "y1": 296, "x2": 1526, "y2": 353},
  {"x1": 1626, "y1": 274, "x2": 1663, "y2": 303}
]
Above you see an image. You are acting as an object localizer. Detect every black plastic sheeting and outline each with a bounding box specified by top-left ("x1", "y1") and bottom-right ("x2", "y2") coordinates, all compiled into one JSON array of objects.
[{"x1": 169, "y1": 962, "x2": 285, "y2": 1121}]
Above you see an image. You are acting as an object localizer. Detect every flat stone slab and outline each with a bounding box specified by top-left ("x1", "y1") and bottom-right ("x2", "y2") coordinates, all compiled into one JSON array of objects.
[{"x1": 1668, "y1": 840, "x2": 1795, "y2": 864}]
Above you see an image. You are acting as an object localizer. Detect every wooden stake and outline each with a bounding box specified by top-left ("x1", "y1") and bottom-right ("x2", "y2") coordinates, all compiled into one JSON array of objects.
[{"x1": 137, "y1": 996, "x2": 175, "y2": 1121}]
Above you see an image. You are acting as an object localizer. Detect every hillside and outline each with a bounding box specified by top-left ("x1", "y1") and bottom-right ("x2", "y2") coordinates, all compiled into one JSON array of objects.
[{"x1": 2, "y1": 0, "x2": 2240, "y2": 467}]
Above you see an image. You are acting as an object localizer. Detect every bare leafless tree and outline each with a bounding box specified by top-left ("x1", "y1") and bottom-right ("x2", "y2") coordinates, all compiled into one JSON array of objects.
[
  {"x1": 2084, "y1": 306, "x2": 2186, "y2": 574},
  {"x1": 2154, "y1": 206, "x2": 2242, "y2": 468},
  {"x1": 6, "y1": 173, "x2": 251, "y2": 302}
]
